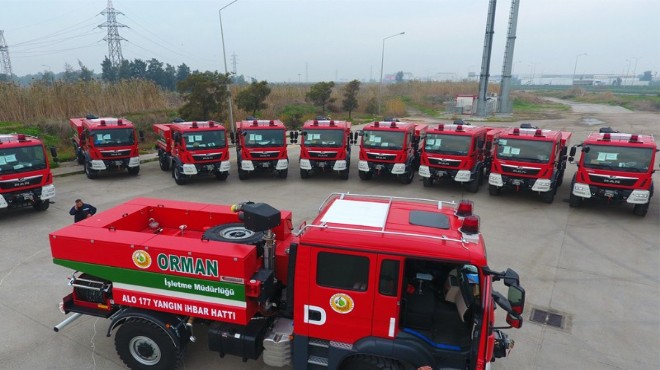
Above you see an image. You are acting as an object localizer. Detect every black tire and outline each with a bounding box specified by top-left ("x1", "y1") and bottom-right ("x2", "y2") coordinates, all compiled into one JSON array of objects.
[
  {"x1": 33, "y1": 199, "x2": 50, "y2": 211},
  {"x1": 159, "y1": 155, "x2": 170, "y2": 171},
  {"x1": 172, "y1": 167, "x2": 187, "y2": 185},
  {"x1": 128, "y1": 166, "x2": 140, "y2": 175},
  {"x1": 633, "y1": 203, "x2": 649, "y2": 217},
  {"x1": 215, "y1": 172, "x2": 228, "y2": 181},
  {"x1": 467, "y1": 172, "x2": 481, "y2": 193},
  {"x1": 359, "y1": 171, "x2": 372, "y2": 180},
  {"x1": 76, "y1": 150, "x2": 85, "y2": 165},
  {"x1": 340, "y1": 355, "x2": 403, "y2": 370},
  {"x1": 202, "y1": 223, "x2": 264, "y2": 244},
  {"x1": 422, "y1": 177, "x2": 433, "y2": 187},
  {"x1": 540, "y1": 190, "x2": 555, "y2": 204},
  {"x1": 398, "y1": 168, "x2": 414, "y2": 184},
  {"x1": 556, "y1": 169, "x2": 565, "y2": 187},
  {"x1": 488, "y1": 185, "x2": 500, "y2": 196},
  {"x1": 85, "y1": 161, "x2": 98, "y2": 179},
  {"x1": 300, "y1": 169, "x2": 310, "y2": 179},
  {"x1": 238, "y1": 169, "x2": 248, "y2": 180},
  {"x1": 278, "y1": 169, "x2": 288, "y2": 179},
  {"x1": 569, "y1": 193, "x2": 582, "y2": 208},
  {"x1": 115, "y1": 319, "x2": 182, "y2": 370},
  {"x1": 339, "y1": 169, "x2": 349, "y2": 180}
]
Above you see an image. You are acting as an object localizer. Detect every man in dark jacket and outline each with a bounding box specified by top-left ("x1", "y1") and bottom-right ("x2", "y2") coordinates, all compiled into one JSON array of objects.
[{"x1": 69, "y1": 199, "x2": 97, "y2": 222}]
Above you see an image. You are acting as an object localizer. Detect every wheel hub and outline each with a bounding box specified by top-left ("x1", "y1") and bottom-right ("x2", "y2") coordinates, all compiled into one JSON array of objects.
[{"x1": 129, "y1": 336, "x2": 161, "y2": 365}]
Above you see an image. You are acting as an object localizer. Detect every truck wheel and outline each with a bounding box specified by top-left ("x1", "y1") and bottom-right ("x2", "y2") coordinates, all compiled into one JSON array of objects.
[
  {"x1": 467, "y1": 173, "x2": 481, "y2": 193},
  {"x1": 202, "y1": 223, "x2": 264, "y2": 244},
  {"x1": 398, "y1": 169, "x2": 414, "y2": 184},
  {"x1": 340, "y1": 355, "x2": 403, "y2": 370},
  {"x1": 278, "y1": 169, "x2": 288, "y2": 179},
  {"x1": 172, "y1": 168, "x2": 187, "y2": 185},
  {"x1": 339, "y1": 169, "x2": 349, "y2": 180},
  {"x1": 300, "y1": 169, "x2": 310, "y2": 179},
  {"x1": 633, "y1": 203, "x2": 649, "y2": 217},
  {"x1": 215, "y1": 172, "x2": 228, "y2": 181},
  {"x1": 488, "y1": 185, "x2": 500, "y2": 196},
  {"x1": 128, "y1": 166, "x2": 140, "y2": 175},
  {"x1": 76, "y1": 150, "x2": 85, "y2": 165},
  {"x1": 569, "y1": 193, "x2": 582, "y2": 208},
  {"x1": 33, "y1": 199, "x2": 50, "y2": 211},
  {"x1": 115, "y1": 319, "x2": 182, "y2": 370},
  {"x1": 359, "y1": 171, "x2": 372, "y2": 180},
  {"x1": 238, "y1": 169, "x2": 249, "y2": 180},
  {"x1": 85, "y1": 162, "x2": 98, "y2": 179},
  {"x1": 422, "y1": 177, "x2": 433, "y2": 187},
  {"x1": 541, "y1": 190, "x2": 555, "y2": 204},
  {"x1": 159, "y1": 156, "x2": 170, "y2": 171}
]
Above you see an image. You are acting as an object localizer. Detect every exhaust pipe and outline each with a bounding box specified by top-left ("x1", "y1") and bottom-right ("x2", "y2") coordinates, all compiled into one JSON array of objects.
[{"x1": 53, "y1": 312, "x2": 82, "y2": 332}]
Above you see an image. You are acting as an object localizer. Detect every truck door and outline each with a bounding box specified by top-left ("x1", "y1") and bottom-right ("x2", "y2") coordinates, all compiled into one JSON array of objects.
[
  {"x1": 372, "y1": 255, "x2": 404, "y2": 339},
  {"x1": 304, "y1": 247, "x2": 377, "y2": 343}
]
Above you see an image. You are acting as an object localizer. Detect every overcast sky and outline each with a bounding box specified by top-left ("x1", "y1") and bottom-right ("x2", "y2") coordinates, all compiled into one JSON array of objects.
[{"x1": 2, "y1": 0, "x2": 659, "y2": 82}]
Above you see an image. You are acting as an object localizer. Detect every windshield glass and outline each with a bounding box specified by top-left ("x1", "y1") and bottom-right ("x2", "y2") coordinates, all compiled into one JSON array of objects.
[
  {"x1": 425, "y1": 134, "x2": 472, "y2": 155},
  {"x1": 303, "y1": 129, "x2": 345, "y2": 148},
  {"x1": 582, "y1": 144, "x2": 653, "y2": 172},
  {"x1": 183, "y1": 130, "x2": 226, "y2": 150},
  {"x1": 496, "y1": 138, "x2": 553, "y2": 163},
  {"x1": 91, "y1": 128, "x2": 135, "y2": 147},
  {"x1": 0, "y1": 145, "x2": 47, "y2": 174},
  {"x1": 243, "y1": 129, "x2": 285, "y2": 147},
  {"x1": 362, "y1": 130, "x2": 405, "y2": 150}
]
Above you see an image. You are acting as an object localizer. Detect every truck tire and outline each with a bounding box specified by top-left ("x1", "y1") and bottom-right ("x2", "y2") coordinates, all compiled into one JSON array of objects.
[
  {"x1": 300, "y1": 169, "x2": 310, "y2": 179},
  {"x1": 159, "y1": 156, "x2": 170, "y2": 171},
  {"x1": 633, "y1": 203, "x2": 649, "y2": 217},
  {"x1": 359, "y1": 171, "x2": 372, "y2": 180},
  {"x1": 488, "y1": 185, "x2": 500, "y2": 196},
  {"x1": 215, "y1": 172, "x2": 228, "y2": 181},
  {"x1": 340, "y1": 355, "x2": 403, "y2": 370},
  {"x1": 540, "y1": 189, "x2": 555, "y2": 204},
  {"x1": 278, "y1": 169, "x2": 288, "y2": 179},
  {"x1": 568, "y1": 193, "x2": 582, "y2": 208},
  {"x1": 339, "y1": 169, "x2": 349, "y2": 180},
  {"x1": 33, "y1": 199, "x2": 50, "y2": 211},
  {"x1": 467, "y1": 172, "x2": 481, "y2": 193},
  {"x1": 238, "y1": 169, "x2": 249, "y2": 180},
  {"x1": 398, "y1": 169, "x2": 414, "y2": 184},
  {"x1": 115, "y1": 318, "x2": 182, "y2": 370},
  {"x1": 85, "y1": 162, "x2": 98, "y2": 179},
  {"x1": 128, "y1": 166, "x2": 140, "y2": 175},
  {"x1": 172, "y1": 167, "x2": 187, "y2": 185},
  {"x1": 202, "y1": 223, "x2": 264, "y2": 244},
  {"x1": 422, "y1": 177, "x2": 433, "y2": 187},
  {"x1": 76, "y1": 148, "x2": 85, "y2": 165}
]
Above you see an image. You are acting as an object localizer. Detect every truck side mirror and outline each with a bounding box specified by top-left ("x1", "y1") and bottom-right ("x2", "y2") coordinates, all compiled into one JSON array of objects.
[
  {"x1": 139, "y1": 130, "x2": 145, "y2": 143},
  {"x1": 505, "y1": 285, "x2": 525, "y2": 329},
  {"x1": 569, "y1": 146, "x2": 577, "y2": 157},
  {"x1": 502, "y1": 268, "x2": 520, "y2": 287},
  {"x1": 49, "y1": 147, "x2": 59, "y2": 162}
]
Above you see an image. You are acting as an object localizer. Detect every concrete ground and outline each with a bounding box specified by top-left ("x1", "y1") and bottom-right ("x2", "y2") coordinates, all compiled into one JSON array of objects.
[{"x1": 0, "y1": 102, "x2": 658, "y2": 370}]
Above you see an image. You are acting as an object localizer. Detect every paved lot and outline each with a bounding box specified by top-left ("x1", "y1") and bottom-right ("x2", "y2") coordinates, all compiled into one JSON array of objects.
[{"x1": 0, "y1": 105, "x2": 658, "y2": 370}]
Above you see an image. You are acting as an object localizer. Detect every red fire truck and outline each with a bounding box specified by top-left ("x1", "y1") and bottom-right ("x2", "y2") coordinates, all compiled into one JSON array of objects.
[
  {"x1": 231, "y1": 119, "x2": 289, "y2": 179},
  {"x1": 50, "y1": 193, "x2": 525, "y2": 370},
  {"x1": 0, "y1": 133, "x2": 55, "y2": 211},
  {"x1": 568, "y1": 127, "x2": 657, "y2": 216},
  {"x1": 153, "y1": 120, "x2": 230, "y2": 185},
  {"x1": 418, "y1": 123, "x2": 499, "y2": 193},
  {"x1": 299, "y1": 119, "x2": 352, "y2": 179},
  {"x1": 357, "y1": 120, "x2": 426, "y2": 184},
  {"x1": 488, "y1": 124, "x2": 571, "y2": 203},
  {"x1": 70, "y1": 115, "x2": 142, "y2": 179}
]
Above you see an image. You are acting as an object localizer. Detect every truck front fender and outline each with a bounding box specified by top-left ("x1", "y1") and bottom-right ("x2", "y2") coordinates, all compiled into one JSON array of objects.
[
  {"x1": 350, "y1": 336, "x2": 435, "y2": 368},
  {"x1": 106, "y1": 308, "x2": 189, "y2": 350}
]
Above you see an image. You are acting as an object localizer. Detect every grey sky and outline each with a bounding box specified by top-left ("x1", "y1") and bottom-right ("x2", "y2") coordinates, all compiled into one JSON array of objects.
[{"x1": 2, "y1": 0, "x2": 659, "y2": 82}]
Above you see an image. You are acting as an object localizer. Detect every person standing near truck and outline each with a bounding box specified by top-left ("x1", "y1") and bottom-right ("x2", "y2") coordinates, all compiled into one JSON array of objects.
[{"x1": 69, "y1": 199, "x2": 96, "y2": 222}]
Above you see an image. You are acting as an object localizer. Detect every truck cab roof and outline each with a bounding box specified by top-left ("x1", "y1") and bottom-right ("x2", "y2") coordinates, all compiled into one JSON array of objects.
[
  {"x1": 70, "y1": 117, "x2": 135, "y2": 130},
  {"x1": 364, "y1": 120, "x2": 416, "y2": 132},
  {"x1": 498, "y1": 127, "x2": 571, "y2": 145},
  {"x1": 299, "y1": 193, "x2": 487, "y2": 266},
  {"x1": 155, "y1": 121, "x2": 225, "y2": 133},
  {"x1": 302, "y1": 119, "x2": 351, "y2": 130},
  {"x1": 237, "y1": 119, "x2": 286, "y2": 130},
  {"x1": 0, "y1": 134, "x2": 44, "y2": 147},
  {"x1": 584, "y1": 131, "x2": 656, "y2": 148},
  {"x1": 427, "y1": 124, "x2": 488, "y2": 136}
]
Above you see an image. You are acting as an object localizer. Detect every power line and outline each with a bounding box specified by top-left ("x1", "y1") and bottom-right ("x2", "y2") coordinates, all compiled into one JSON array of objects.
[{"x1": 9, "y1": 16, "x2": 99, "y2": 47}]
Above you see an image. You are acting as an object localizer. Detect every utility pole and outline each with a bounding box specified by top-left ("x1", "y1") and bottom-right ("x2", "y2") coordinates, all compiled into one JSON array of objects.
[
  {"x1": 231, "y1": 52, "x2": 238, "y2": 75},
  {"x1": 98, "y1": 0, "x2": 127, "y2": 68},
  {"x1": 498, "y1": 0, "x2": 520, "y2": 114},
  {"x1": 476, "y1": 0, "x2": 497, "y2": 117},
  {"x1": 0, "y1": 30, "x2": 13, "y2": 76}
]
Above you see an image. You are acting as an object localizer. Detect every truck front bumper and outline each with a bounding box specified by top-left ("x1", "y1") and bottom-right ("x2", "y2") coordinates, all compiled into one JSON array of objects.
[
  {"x1": 572, "y1": 182, "x2": 650, "y2": 204},
  {"x1": 489, "y1": 173, "x2": 552, "y2": 192},
  {"x1": 359, "y1": 160, "x2": 406, "y2": 175}
]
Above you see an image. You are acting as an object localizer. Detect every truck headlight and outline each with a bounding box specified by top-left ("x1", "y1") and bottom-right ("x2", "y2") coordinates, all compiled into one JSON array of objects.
[
  {"x1": 182, "y1": 164, "x2": 197, "y2": 175},
  {"x1": 627, "y1": 189, "x2": 650, "y2": 204},
  {"x1": 489, "y1": 173, "x2": 503, "y2": 187},
  {"x1": 241, "y1": 160, "x2": 254, "y2": 171},
  {"x1": 532, "y1": 179, "x2": 552, "y2": 192},
  {"x1": 418, "y1": 165, "x2": 430, "y2": 177},
  {"x1": 41, "y1": 184, "x2": 56, "y2": 200},
  {"x1": 275, "y1": 159, "x2": 288, "y2": 170},
  {"x1": 0, "y1": 195, "x2": 8, "y2": 208},
  {"x1": 391, "y1": 163, "x2": 406, "y2": 174},
  {"x1": 358, "y1": 160, "x2": 370, "y2": 172},
  {"x1": 572, "y1": 182, "x2": 591, "y2": 198},
  {"x1": 128, "y1": 156, "x2": 140, "y2": 167},
  {"x1": 299, "y1": 159, "x2": 312, "y2": 170},
  {"x1": 332, "y1": 160, "x2": 346, "y2": 171},
  {"x1": 219, "y1": 160, "x2": 231, "y2": 172},
  {"x1": 91, "y1": 160, "x2": 106, "y2": 170},
  {"x1": 454, "y1": 170, "x2": 472, "y2": 183}
]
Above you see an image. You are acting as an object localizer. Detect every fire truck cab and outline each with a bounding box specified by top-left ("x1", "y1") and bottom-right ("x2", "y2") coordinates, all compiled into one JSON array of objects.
[
  {"x1": 418, "y1": 123, "x2": 497, "y2": 193},
  {"x1": 70, "y1": 115, "x2": 141, "y2": 179},
  {"x1": 231, "y1": 119, "x2": 289, "y2": 180},
  {"x1": 357, "y1": 120, "x2": 426, "y2": 184},
  {"x1": 153, "y1": 120, "x2": 231, "y2": 185},
  {"x1": 50, "y1": 193, "x2": 526, "y2": 370},
  {"x1": 0, "y1": 133, "x2": 55, "y2": 211},
  {"x1": 299, "y1": 119, "x2": 352, "y2": 179},
  {"x1": 568, "y1": 128, "x2": 657, "y2": 216},
  {"x1": 488, "y1": 124, "x2": 571, "y2": 203}
]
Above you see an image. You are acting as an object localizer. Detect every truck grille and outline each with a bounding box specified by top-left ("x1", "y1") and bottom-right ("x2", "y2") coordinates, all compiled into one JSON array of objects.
[
  {"x1": 192, "y1": 153, "x2": 222, "y2": 161},
  {"x1": 501, "y1": 164, "x2": 540, "y2": 176},
  {"x1": 0, "y1": 175, "x2": 43, "y2": 190},
  {"x1": 366, "y1": 152, "x2": 396, "y2": 161},
  {"x1": 308, "y1": 151, "x2": 338, "y2": 159},
  {"x1": 251, "y1": 151, "x2": 280, "y2": 159},
  {"x1": 428, "y1": 157, "x2": 461, "y2": 168},
  {"x1": 588, "y1": 174, "x2": 637, "y2": 187},
  {"x1": 100, "y1": 149, "x2": 131, "y2": 158}
]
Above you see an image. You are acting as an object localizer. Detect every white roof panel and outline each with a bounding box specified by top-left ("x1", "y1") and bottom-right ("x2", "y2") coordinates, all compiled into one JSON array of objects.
[{"x1": 320, "y1": 199, "x2": 389, "y2": 228}]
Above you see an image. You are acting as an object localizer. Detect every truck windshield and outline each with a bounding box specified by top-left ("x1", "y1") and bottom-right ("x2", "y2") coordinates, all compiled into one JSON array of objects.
[
  {"x1": 496, "y1": 138, "x2": 553, "y2": 163},
  {"x1": 582, "y1": 145, "x2": 653, "y2": 172},
  {"x1": 425, "y1": 134, "x2": 471, "y2": 155},
  {"x1": 243, "y1": 129, "x2": 285, "y2": 147},
  {"x1": 362, "y1": 131, "x2": 404, "y2": 150},
  {"x1": 303, "y1": 129, "x2": 345, "y2": 148},
  {"x1": 184, "y1": 130, "x2": 226, "y2": 149},
  {"x1": 91, "y1": 128, "x2": 135, "y2": 147},
  {"x1": 0, "y1": 145, "x2": 47, "y2": 174}
]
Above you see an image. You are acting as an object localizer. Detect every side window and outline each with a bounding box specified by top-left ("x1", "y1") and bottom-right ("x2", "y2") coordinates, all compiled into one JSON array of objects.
[
  {"x1": 317, "y1": 252, "x2": 370, "y2": 291},
  {"x1": 379, "y1": 259, "x2": 400, "y2": 296}
]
